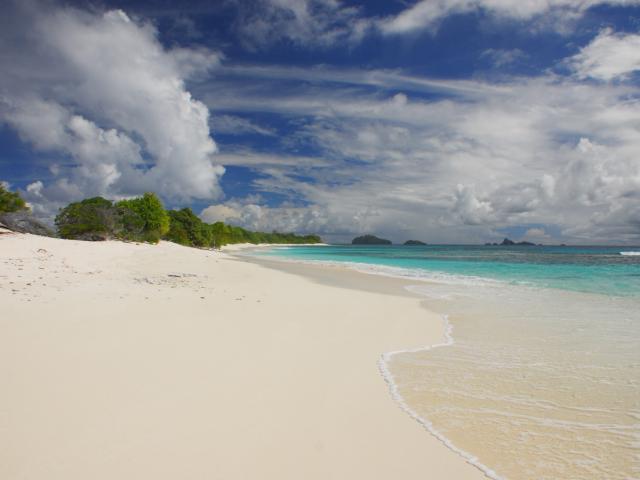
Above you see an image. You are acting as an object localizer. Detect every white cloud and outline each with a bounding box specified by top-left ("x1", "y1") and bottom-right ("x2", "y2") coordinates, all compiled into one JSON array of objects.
[
  {"x1": 234, "y1": 0, "x2": 369, "y2": 49},
  {"x1": 215, "y1": 151, "x2": 331, "y2": 168},
  {"x1": 210, "y1": 115, "x2": 276, "y2": 136},
  {"x1": 201, "y1": 195, "x2": 403, "y2": 242},
  {"x1": 198, "y1": 61, "x2": 640, "y2": 243},
  {"x1": 217, "y1": 63, "x2": 499, "y2": 97},
  {"x1": 379, "y1": 0, "x2": 640, "y2": 35},
  {"x1": 453, "y1": 184, "x2": 494, "y2": 225},
  {"x1": 569, "y1": 28, "x2": 640, "y2": 81},
  {"x1": 523, "y1": 227, "x2": 550, "y2": 240},
  {"x1": 379, "y1": 0, "x2": 474, "y2": 35},
  {"x1": 0, "y1": 1, "x2": 224, "y2": 219},
  {"x1": 200, "y1": 204, "x2": 241, "y2": 223},
  {"x1": 2, "y1": 2, "x2": 639, "y2": 243},
  {"x1": 201, "y1": 200, "x2": 333, "y2": 235},
  {"x1": 224, "y1": 0, "x2": 640, "y2": 47},
  {"x1": 481, "y1": 48, "x2": 527, "y2": 67}
]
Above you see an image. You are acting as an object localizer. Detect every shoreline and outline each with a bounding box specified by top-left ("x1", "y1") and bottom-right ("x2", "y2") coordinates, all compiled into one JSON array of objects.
[
  {"x1": 235, "y1": 252, "x2": 505, "y2": 480},
  {"x1": 234, "y1": 248, "x2": 640, "y2": 480},
  {"x1": 1, "y1": 233, "x2": 484, "y2": 480}
]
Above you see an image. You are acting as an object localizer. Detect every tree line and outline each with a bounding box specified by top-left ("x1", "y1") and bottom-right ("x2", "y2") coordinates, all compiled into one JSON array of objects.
[
  {"x1": 0, "y1": 185, "x2": 322, "y2": 247},
  {"x1": 0, "y1": 183, "x2": 27, "y2": 213}
]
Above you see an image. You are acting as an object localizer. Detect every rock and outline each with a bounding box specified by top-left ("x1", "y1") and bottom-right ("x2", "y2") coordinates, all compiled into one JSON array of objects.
[
  {"x1": 404, "y1": 240, "x2": 427, "y2": 246},
  {"x1": 0, "y1": 211, "x2": 55, "y2": 237},
  {"x1": 351, "y1": 234, "x2": 392, "y2": 245},
  {"x1": 500, "y1": 237, "x2": 536, "y2": 246}
]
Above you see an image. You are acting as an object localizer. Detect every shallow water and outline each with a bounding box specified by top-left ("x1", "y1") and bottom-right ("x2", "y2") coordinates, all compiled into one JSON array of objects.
[
  {"x1": 261, "y1": 244, "x2": 640, "y2": 296},
  {"x1": 258, "y1": 245, "x2": 640, "y2": 479}
]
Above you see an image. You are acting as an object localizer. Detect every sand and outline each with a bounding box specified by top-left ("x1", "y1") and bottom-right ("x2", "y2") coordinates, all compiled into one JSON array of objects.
[{"x1": 1, "y1": 233, "x2": 484, "y2": 480}]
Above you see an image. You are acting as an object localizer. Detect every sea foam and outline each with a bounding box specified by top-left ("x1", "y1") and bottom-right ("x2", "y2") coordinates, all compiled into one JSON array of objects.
[{"x1": 378, "y1": 310, "x2": 504, "y2": 480}]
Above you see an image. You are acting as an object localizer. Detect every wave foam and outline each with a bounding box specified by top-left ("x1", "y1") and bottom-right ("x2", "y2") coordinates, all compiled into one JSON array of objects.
[
  {"x1": 620, "y1": 251, "x2": 640, "y2": 256},
  {"x1": 378, "y1": 311, "x2": 504, "y2": 480},
  {"x1": 259, "y1": 255, "x2": 508, "y2": 289},
  {"x1": 257, "y1": 252, "x2": 507, "y2": 476}
]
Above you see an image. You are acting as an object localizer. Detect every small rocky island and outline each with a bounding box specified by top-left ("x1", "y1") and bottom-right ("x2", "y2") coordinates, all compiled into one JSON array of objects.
[
  {"x1": 485, "y1": 237, "x2": 536, "y2": 246},
  {"x1": 403, "y1": 240, "x2": 427, "y2": 246},
  {"x1": 352, "y1": 234, "x2": 392, "y2": 245}
]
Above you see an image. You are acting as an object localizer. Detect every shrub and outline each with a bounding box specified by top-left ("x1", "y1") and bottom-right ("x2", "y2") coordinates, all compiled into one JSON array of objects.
[
  {"x1": 116, "y1": 192, "x2": 169, "y2": 243},
  {"x1": 0, "y1": 184, "x2": 27, "y2": 213},
  {"x1": 54, "y1": 192, "x2": 323, "y2": 246},
  {"x1": 165, "y1": 208, "x2": 212, "y2": 247},
  {"x1": 55, "y1": 197, "x2": 117, "y2": 240},
  {"x1": 208, "y1": 221, "x2": 232, "y2": 247}
]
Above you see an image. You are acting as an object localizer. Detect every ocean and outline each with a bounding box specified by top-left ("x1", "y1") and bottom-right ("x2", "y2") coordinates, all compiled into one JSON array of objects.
[{"x1": 254, "y1": 244, "x2": 640, "y2": 480}]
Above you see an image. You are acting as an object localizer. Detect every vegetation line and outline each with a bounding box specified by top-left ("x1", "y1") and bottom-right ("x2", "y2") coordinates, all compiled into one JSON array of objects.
[{"x1": 0, "y1": 185, "x2": 322, "y2": 247}]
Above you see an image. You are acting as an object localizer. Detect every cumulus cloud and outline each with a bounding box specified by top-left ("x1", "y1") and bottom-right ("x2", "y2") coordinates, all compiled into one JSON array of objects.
[
  {"x1": 198, "y1": 60, "x2": 640, "y2": 243},
  {"x1": 453, "y1": 185, "x2": 494, "y2": 225},
  {"x1": 0, "y1": 1, "x2": 224, "y2": 219},
  {"x1": 200, "y1": 204, "x2": 242, "y2": 223},
  {"x1": 523, "y1": 227, "x2": 550, "y2": 241},
  {"x1": 201, "y1": 194, "x2": 404, "y2": 243},
  {"x1": 569, "y1": 28, "x2": 640, "y2": 81},
  {"x1": 201, "y1": 200, "x2": 333, "y2": 235},
  {"x1": 2, "y1": 2, "x2": 639, "y2": 244}
]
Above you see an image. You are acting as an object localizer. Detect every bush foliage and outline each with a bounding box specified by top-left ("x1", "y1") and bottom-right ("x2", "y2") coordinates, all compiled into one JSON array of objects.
[
  {"x1": 0, "y1": 184, "x2": 27, "y2": 213},
  {"x1": 54, "y1": 192, "x2": 322, "y2": 247},
  {"x1": 165, "y1": 208, "x2": 212, "y2": 247},
  {"x1": 116, "y1": 193, "x2": 170, "y2": 243},
  {"x1": 55, "y1": 196, "x2": 118, "y2": 240},
  {"x1": 56, "y1": 193, "x2": 169, "y2": 243}
]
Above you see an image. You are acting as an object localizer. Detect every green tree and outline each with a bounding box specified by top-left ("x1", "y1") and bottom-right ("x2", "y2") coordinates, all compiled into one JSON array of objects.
[
  {"x1": 54, "y1": 192, "x2": 323, "y2": 246},
  {"x1": 0, "y1": 184, "x2": 27, "y2": 213},
  {"x1": 116, "y1": 193, "x2": 169, "y2": 243},
  {"x1": 55, "y1": 197, "x2": 117, "y2": 240},
  {"x1": 209, "y1": 221, "x2": 232, "y2": 247},
  {"x1": 164, "y1": 208, "x2": 212, "y2": 247}
]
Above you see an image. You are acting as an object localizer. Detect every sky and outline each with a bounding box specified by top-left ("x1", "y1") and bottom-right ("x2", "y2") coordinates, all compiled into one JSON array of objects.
[{"x1": 1, "y1": 0, "x2": 640, "y2": 244}]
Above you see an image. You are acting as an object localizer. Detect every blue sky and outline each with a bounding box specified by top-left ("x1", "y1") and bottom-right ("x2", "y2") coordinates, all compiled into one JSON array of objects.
[{"x1": 1, "y1": 0, "x2": 640, "y2": 244}]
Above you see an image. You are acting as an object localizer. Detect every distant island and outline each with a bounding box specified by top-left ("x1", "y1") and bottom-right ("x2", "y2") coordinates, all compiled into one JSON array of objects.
[
  {"x1": 485, "y1": 238, "x2": 536, "y2": 246},
  {"x1": 352, "y1": 234, "x2": 392, "y2": 245},
  {"x1": 403, "y1": 240, "x2": 427, "y2": 246}
]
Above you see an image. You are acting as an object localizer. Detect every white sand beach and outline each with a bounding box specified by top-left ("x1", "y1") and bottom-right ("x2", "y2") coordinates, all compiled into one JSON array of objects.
[{"x1": 1, "y1": 233, "x2": 484, "y2": 480}]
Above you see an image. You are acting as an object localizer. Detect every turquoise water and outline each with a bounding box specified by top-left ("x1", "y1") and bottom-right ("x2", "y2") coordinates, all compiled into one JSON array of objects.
[{"x1": 261, "y1": 245, "x2": 640, "y2": 297}]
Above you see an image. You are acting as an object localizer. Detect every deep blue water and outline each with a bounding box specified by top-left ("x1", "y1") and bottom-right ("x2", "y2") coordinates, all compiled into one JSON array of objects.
[{"x1": 259, "y1": 245, "x2": 640, "y2": 297}]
